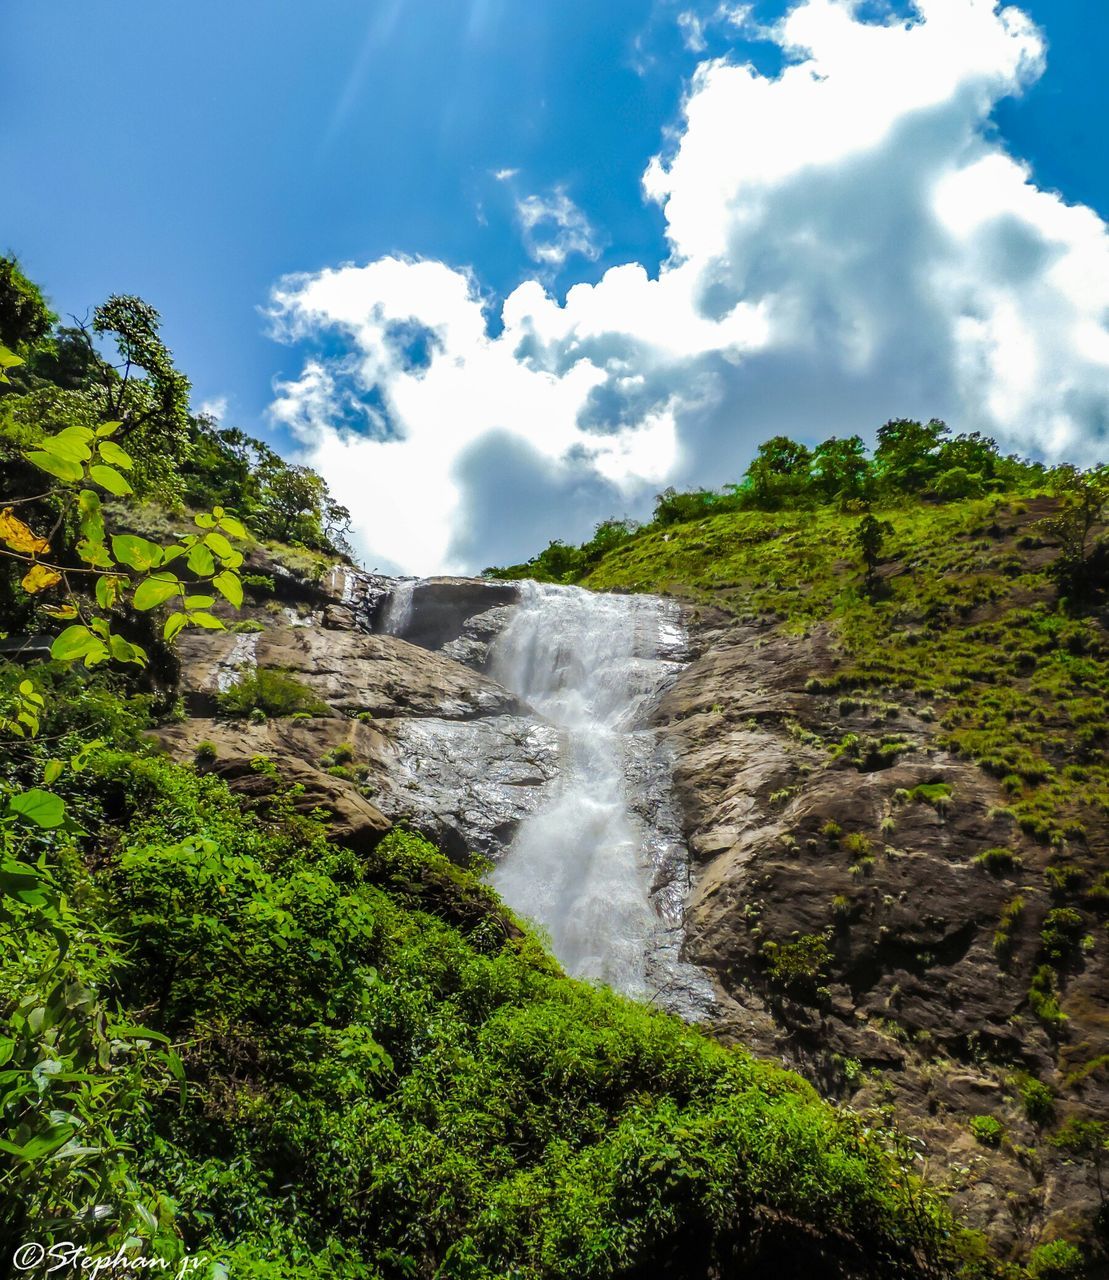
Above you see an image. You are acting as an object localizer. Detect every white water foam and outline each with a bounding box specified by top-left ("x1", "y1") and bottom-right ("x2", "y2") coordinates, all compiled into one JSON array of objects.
[{"x1": 489, "y1": 582, "x2": 714, "y2": 1016}]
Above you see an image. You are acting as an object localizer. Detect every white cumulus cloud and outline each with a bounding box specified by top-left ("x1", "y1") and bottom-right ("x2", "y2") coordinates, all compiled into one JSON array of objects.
[{"x1": 268, "y1": 0, "x2": 1109, "y2": 575}]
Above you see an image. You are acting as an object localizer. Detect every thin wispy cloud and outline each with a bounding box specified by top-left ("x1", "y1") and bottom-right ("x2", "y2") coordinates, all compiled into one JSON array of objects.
[{"x1": 514, "y1": 186, "x2": 601, "y2": 268}]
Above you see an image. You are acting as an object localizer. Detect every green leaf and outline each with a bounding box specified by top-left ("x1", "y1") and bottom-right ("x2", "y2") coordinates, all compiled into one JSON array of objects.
[
  {"x1": 41, "y1": 428, "x2": 93, "y2": 463},
  {"x1": 8, "y1": 789, "x2": 66, "y2": 829},
  {"x1": 77, "y1": 488, "x2": 106, "y2": 545},
  {"x1": 194, "y1": 512, "x2": 216, "y2": 529},
  {"x1": 43, "y1": 760, "x2": 64, "y2": 785},
  {"x1": 0, "y1": 1122, "x2": 75, "y2": 1161},
  {"x1": 217, "y1": 515, "x2": 248, "y2": 539},
  {"x1": 133, "y1": 574, "x2": 180, "y2": 611},
  {"x1": 163, "y1": 612, "x2": 187, "y2": 642},
  {"x1": 183, "y1": 595, "x2": 215, "y2": 609},
  {"x1": 211, "y1": 570, "x2": 244, "y2": 608},
  {"x1": 76, "y1": 538, "x2": 113, "y2": 569},
  {"x1": 187, "y1": 543, "x2": 216, "y2": 576},
  {"x1": 205, "y1": 531, "x2": 235, "y2": 561},
  {"x1": 96, "y1": 440, "x2": 133, "y2": 470},
  {"x1": 95, "y1": 420, "x2": 122, "y2": 437},
  {"x1": 188, "y1": 612, "x2": 225, "y2": 630},
  {"x1": 111, "y1": 533, "x2": 163, "y2": 572},
  {"x1": 51, "y1": 624, "x2": 106, "y2": 663},
  {"x1": 109, "y1": 633, "x2": 148, "y2": 665},
  {"x1": 107, "y1": 1023, "x2": 171, "y2": 1045},
  {"x1": 0, "y1": 344, "x2": 24, "y2": 378},
  {"x1": 95, "y1": 574, "x2": 128, "y2": 609},
  {"x1": 89, "y1": 464, "x2": 133, "y2": 496},
  {"x1": 25, "y1": 451, "x2": 83, "y2": 482}
]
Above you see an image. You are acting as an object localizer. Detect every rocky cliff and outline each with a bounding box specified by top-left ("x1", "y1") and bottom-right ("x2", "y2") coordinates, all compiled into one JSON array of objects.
[{"x1": 155, "y1": 530, "x2": 1108, "y2": 1268}]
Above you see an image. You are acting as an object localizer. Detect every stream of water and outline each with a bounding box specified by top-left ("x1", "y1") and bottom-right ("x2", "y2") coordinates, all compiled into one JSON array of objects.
[{"x1": 488, "y1": 582, "x2": 714, "y2": 1015}]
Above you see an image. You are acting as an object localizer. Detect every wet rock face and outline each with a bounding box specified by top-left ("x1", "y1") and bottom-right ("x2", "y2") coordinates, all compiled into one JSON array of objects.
[
  {"x1": 177, "y1": 625, "x2": 523, "y2": 721},
  {"x1": 165, "y1": 561, "x2": 548, "y2": 869},
  {"x1": 374, "y1": 715, "x2": 561, "y2": 860},
  {"x1": 384, "y1": 577, "x2": 519, "y2": 655},
  {"x1": 657, "y1": 612, "x2": 1109, "y2": 1252}
]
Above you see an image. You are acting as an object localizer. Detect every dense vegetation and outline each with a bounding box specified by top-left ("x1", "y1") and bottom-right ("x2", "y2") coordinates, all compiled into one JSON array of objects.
[{"x1": 0, "y1": 259, "x2": 1099, "y2": 1278}]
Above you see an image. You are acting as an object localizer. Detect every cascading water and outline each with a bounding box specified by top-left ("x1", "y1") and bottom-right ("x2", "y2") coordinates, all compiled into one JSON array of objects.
[
  {"x1": 488, "y1": 582, "x2": 714, "y2": 1016},
  {"x1": 382, "y1": 578, "x2": 417, "y2": 635}
]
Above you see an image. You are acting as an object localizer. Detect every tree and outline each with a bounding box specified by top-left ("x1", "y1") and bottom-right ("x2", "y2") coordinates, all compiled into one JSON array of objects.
[
  {"x1": 0, "y1": 256, "x2": 55, "y2": 355},
  {"x1": 1037, "y1": 465, "x2": 1109, "y2": 606},
  {"x1": 812, "y1": 435, "x2": 871, "y2": 505},
  {"x1": 874, "y1": 418, "x2": 949, "y2": 493},
  {"x1": 256, "y1": 462, "x2": 329, "y2": 544},
  {"x1": 744, "y1": 436, "x2": 814, "y2": 508},
  {"x1": 855, "y1": 512, "x2": 894, "y2": 595}
]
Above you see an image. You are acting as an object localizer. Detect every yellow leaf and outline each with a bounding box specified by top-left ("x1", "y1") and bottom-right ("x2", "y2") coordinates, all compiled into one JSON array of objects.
[
  {"x1": 0, "y1": 507, "x2": 50, "y2": 556},
  {"x1": 21, "y1": 564, "x2": 62, "y2": 594}
]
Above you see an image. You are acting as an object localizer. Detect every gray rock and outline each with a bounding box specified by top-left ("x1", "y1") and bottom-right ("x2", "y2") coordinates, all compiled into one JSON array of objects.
[{"x1": 374, "y1": 715, "x2": 561, "y2": 860}]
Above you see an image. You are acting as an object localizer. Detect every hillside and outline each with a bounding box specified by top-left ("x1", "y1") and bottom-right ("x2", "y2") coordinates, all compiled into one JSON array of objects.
[
  {"x1": 0, "y1": 259, "x2": 1105, "y2": 1280},
  {"x1": 493, "y1": 466, "x2": 1109, "y2": 1267}
]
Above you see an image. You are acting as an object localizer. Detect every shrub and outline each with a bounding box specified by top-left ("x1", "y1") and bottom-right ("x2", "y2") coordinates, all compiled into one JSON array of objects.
[
  {"x1": 843, "y1": 832, "x2": 873, "y2": 859},
  {"x1": 969, "y1": 1115, "x2": 1003, "y2": 1147},
  {"x1": 760, "y1": 932, "x2": 834, "y2": 994},
  {"x1": 1028, "y1": 965, "x2": 1067, "y2": 1027},
  {"x1": 1018, "y1": 1077, "x2": 1055, "y2": 1126},
  {"x1": 242, "y1": 572, "x2": 276, "y2": 596},
  {"x1": 973, "y1": 847, "x2": 1021, "y2": 875},
  {"x1": 1040, "y1": 908, "x2": 1085, "y2": 967},
  {"x1": 217, "y1": 667, "x2": 331, "y2": 719},
  {"x1": 1026, "y1": 1240, "x2": 1085, "y2": 1280},
  {"x1": 993, "y1": 895, "x2": 1025, "y2": 962},
  {"x1": 193, "y1": 740, "x2": 218, "y2": 765},
  {"x1": 821, "y1": 819, "x2": 843, "y2": 843}
]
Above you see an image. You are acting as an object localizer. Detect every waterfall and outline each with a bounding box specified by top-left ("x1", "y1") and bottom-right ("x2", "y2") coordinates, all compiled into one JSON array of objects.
[
  {"x1": 382, "y1": 577, "x2": 417, "y2": 635},
  {"x1": 489, "y1": 582, "x2": 714, "y2": 1015}
]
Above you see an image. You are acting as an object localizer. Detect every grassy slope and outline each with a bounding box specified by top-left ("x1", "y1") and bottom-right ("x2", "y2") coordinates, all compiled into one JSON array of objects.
[{"x1": 583, "y1": 494, "x2": 1107, "y2": 857}]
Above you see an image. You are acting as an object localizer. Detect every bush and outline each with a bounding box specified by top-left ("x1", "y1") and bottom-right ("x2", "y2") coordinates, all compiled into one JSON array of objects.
[
  {"x1": 974, "y1": 846, "x2": 1021, "y2": 875},
  {"x1": 969, "y1": 1114, "x2": 1003, "y2": 1147},
  {"x1": 760, "y1": 932, "x2": 833, "y2": 994},
  {"x1": 993, "y1": 895, "x2": 1025, "y2": 962},
  {"x1": 1026, "y1": 1240, "x2": 1085, "y2": 1280},
  {"x1": 1028, "y1": 965, "x2": 1067, "y2": 1027},
  {"x1": 193, "y1": 740, "x2": 218, "y2": 765},
  {"x1": 217, "y1": 667, "x2": 331, "y2": 719},
  {"x1": 1018, "y1": 1077, "x2": 1055, "y2": 1126},
  {"x1": 1040, "y1": 908, "x2": 1085, "y2": 967}
]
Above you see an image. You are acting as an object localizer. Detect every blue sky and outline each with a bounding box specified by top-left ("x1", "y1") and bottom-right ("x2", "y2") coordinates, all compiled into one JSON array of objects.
[{"x1": 5, "y1": 1, "x2": 1109, "y2": 572}]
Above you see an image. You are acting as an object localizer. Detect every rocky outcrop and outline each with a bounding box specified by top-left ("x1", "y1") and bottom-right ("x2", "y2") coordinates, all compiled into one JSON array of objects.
[
  {"x1": 160, "y1": 556, "x2": 555, "y2": 871},
  {"x1": 177, "y1": 624, "x2": 522, "y2": 720},
  {"x1": 656, "y1": 612, "x2": 1109, "y2": 1254}
]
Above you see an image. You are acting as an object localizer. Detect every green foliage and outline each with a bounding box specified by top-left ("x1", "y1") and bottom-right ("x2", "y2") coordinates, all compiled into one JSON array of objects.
[
  {"x1": 217, "y1": 667, "x2": 331, "y2": 719},
  {"x1": 974, "y1": 847, "x2": 1021, "y2": 875},
  {"x1": 1024, "y1": 1240, "x2": 1085, "y2": 1280},
  {"x1": 0, "y1": 256, "x2": 56, "y2": 355},
  {"x1": 969, "y1": 1115, "x2": 1004, "y2": 1147},
  {"x1": 760, "y1": 932, "x2": 833, "y2": 994},
  {"x1": 1028, "y1": 965, "x2": 1067, "y2": 1027},
  {"x1": 1017, "y1": 1076, "x2": 1055, "y2": 1126},
  {"x1": 0, "y1": 738, "x2": 990, "y2": 1277},
  {"x1": 1040, "y1": 908, "x2": 1085, "y2": 967}
]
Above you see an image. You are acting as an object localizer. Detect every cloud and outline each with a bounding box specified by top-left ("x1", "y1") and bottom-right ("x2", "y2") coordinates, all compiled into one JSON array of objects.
[
  {"x1": 514, "y1": 186, "x2": 602, "y2": 268},
  {"x1": 198, "y1": 396, "x2": 229, "y2": 422},
  {"x1": 268, "y1": 0, "x2": 1109, "y2": 575}
]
